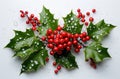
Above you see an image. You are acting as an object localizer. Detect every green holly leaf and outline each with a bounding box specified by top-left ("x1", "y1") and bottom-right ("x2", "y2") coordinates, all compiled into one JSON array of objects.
[
  {"x1": 84, "y1": 42, "x2": 111, "y2": 63},
  {"x1": 63, "y1": 11, "x2": 83, "y2": 34},
  {"x1": 37, "y1": 6, "x2": 58, "y2": 36},
  {"x1": 87, "y1": 20, "x2": 115, "y2": 42},
  {"x1": 21, "y1": 49, "x2": 48, "y2": 73},
  {"x1": 54, "y1": 50, "x2": 78, "y2": 69}
]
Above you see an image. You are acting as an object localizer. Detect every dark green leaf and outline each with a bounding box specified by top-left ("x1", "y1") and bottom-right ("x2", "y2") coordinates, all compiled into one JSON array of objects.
[
  {"x1": 63, "y1": 11, "x2": 83, "y2": 34},
  {"x1": 21, "y1": 49, "x2": 48, "y2": 73},
  {"x1": 54, "y1": 50, "x2": 78, "y2": 69},
  {"x1": 84, "y1": 42, "x2": 111, "y2": 63},
  {"x1": 37, "y1": 6, "x2": 58, "y2": 36},
  {"x1": 87, "y1": 20, "x2": 115, "y2": 42}
]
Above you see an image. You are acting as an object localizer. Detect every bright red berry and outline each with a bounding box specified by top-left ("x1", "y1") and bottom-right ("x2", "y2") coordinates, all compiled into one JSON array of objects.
[
  {"x1": 53, "y1": 47, "x2": 58, "y2": 52},
  {"x1": 26, "y1": 20, "x2": 29, "y2": 24},
  {"x1": 66, "y1": 46, "x2": 71, "y2": 51},
  {"x1": 79, "y1": 34, "x2": 84, "y2": 38},
  {"x1": 57, "y1": 65, "x2": 61, "y2": 70},
  {"x1": 73, "y1": 40, "x2": 77, "y2": 45},
  {"x1": 25, "y1": 11, "x2": 28, "y2": 14},
  {"x1": 50, "y1": 50, "x2": 54, "y2": 55},
  {"x1": 30, "y1": 14, "x2": 34, "y2": 18},
  {"x1": 89, "y1": 17, "x2": 94, "y2": 22},
  {"x1": 53, "y1": 62, "x2": 57, "y2": 66},
  {"x1": 85, "y1": 22, "x2": 89, "y2": 26},
  {"x1": 75, "y1": 48, "x2": 80, "y2": 53},
  {"x1": 86, "y1": 12, "x2": 90, "y2": 16},
  {"x1": 86, "y1": 36, "x2": 90, "y2": 41},
  {"x1": 64, "y1": 37, "x2": 69, "y2": 42},
  {"x1": 82, "y1": 32, "x2": 87, "y2": 37},
  {"x1": 77, "y1": 45, "x2": 82, "y2": 49},
  {"x1": 54, "y1": 69, "x2": 58, "y2": 74},
  {"x1": 47, "y1": 29, "x2": 53, "y2": 35},
  {"x1": 49, "y1": 44, "x2": 54, "y2": 49},
  {"x1": 20, "y1": 13, "x2": 25, "y2": 18},
  {"x1": 82, "y1": 38, "x2": 87, "y2": 42},
  {"x1": 57, "y1": 25, "x2": 62, "y2": 31},
  {"x1": 34, "y1": 17, "x2": 38, "y2": 21},
  {"x1": 60, "y1": 39, "x2": 64, "y2": 44},
  {"x1": 74, "y1": 33, "x2": 79, "y2": 38},
  {"x1": 81, "y1": 18, "x2": 85, "y2": 22},
  {"x1": 81, "y1": 14, "x2": 85, "y2": 18},
  {"x1": 67, "y1": 41, "x2": 72, "y2": 46},
  {"x1": 32, "y1": 27, "x2": 36, "y2": 31},
  {"x1": 77, "y1": 8, "x2": 81, "y2": 13},
  {"x1": 54, "y1": 39, "x2": 59, "y2": 44},
  {"x1": 41, "y1": 36, "x2": 46, "y2": 41},
  {"x1": 92, "y1": 9, "x2": 96, "y2": 13},
  {"x1": 53, "y1": 30, "x2": 58, "y2": 34},
  {"x1": 58, "y1": 44, "x2": 63, "y2": 49}
]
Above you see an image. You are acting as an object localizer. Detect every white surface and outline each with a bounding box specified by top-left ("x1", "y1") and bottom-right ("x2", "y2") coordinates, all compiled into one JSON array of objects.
[{"x1": 0, "y1": 0, "x2": 120, "y2": 79}]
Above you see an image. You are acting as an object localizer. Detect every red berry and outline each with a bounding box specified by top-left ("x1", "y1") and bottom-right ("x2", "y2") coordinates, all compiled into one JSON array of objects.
[
  {"x1": 79, "y1": 34, "x2": 84, "y2": 38},
  {"x1": 86, "y1": 36, "x2": 90, "y2": 41},
  {"x1": 47, "y1": 29, "x2": 53, "y2": 35},
  {"x1": 32, "y1": 27, "x2": 36, "y2": 31},
  {"x1": 57, "y1": 51, "x2": 62, "y2": 55},
  {"x1": 54, "y1": 39, "x2": 59, "y2": 44},
  {"x1": 34, "y1": 17, "x2": 38, "y2": 21},
  {"x1": 53, "y1": 62, "x2": 57, "y2": 66},
  {"x1": 85, "y1": 22, "x2": 89, "y2": 26},
  {"x1": 49, "y1": 44, "x2": 54, "y2": 48},
  {"x1": 26, "y1": 20, "x2": 29, "y2": 24},
  {"x1": 58, "y1": 44, "x2": 63, "y2": 49},
  {"x1": 77, "y1": 14, "x2": 81, "y2": 18},
  {"x1": 25, "y1": 11, "x2": 28, "y2": 14},
  {"x1": 60, "y1": 39, "x2": 64, "y2": 44},
  {"x1": 20, "y1": 10, "x2": 24, "y2": 13},
  {"x1": 82, "y1": 32, "x2": 87, "y2": 37},
  {"x1": 66, "y1": 46, "x2": 71, "y2": 51},
  {"x1": 50, "y1": 50, "x2": 54, "y2": 55},
  {"x1": 92, "y1": 9, "x2": 96, "y2": 13},
  {"x1": 48, "y1": 39, "x2": 54, "y2": 43},
  {"x1": 41, "y1": 36, "x2": 46, "y2": 41},
  {"x1": 53, "y1": 30, "x2": 58, "y2": 34},
  {"x1": 67, "y1": 41, "x2": 72, "y2": 46},
  {"x1": 89, "y1": 17, "x2": 94, "y2": 22},
  {"x1": 57, "y1": 65, "x2": 61, "y2": 70},
  {"x1": 74, "y1": 48, "x2": 80, "y2": 53},
  {"x1": 82, "y1": 38, "x2": 87, "y2": 42},
  {"x1": 86, "y1": 12, "x2": 90, "y2": 16},
  {"x1": 63, "y1": 43, "x2": 67, "y2": 48},
  {"x1": 77, "y1": 8, "x2": 81, "y2": 13},
  {"x1": 81, "y1": 14, "x2": 85, "y2": 18},
  {"x1": 74, "y1": 33, "x2": 79, "y2": 38},
  {"x1": 61, "y1": 31, "x2": 67, "y2": 37},
  {"x1": 30, "y1": 14, "x2": 34, "y2": 18},
  {"x1": 81, "y1": 18, "x2": 85, "y2": 22},
  {"x1": 64, "y1": 37, "x2": 69, "y2": 42},
  {"x1": 53, "y1": 47, "x2": 58, "y2": 52},
  {"x1": 57, "y1": 25, "x2": 62, "y2": 31},
  {"x1": 54, "y1": 69, "x2": 58, "y2": 74},
  {"x1": 45, "y1": 57, "x2": 49, "y2": 62},
  {"x1": 77, "y1": 45, "x2": 82, "y2": 49},
  {"x1": 20, "y1": 13, "x2": 25, "y2": 18},
  {"x1": 73, "y1": 40, "x2": 77, "y2": 45},
  {"x1": 47, "y1": 44, "x2": 50, "y2": 48}
]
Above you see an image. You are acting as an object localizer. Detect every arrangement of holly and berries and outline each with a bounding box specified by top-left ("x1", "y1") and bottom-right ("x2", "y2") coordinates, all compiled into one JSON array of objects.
[{"x1": 5, "y1": 6, "x2": 115, "y2": 74}]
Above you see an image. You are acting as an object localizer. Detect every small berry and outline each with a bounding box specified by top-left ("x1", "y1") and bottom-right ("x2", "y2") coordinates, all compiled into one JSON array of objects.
[
  {"x1": 81, "y1": 18, "x2": 85, "y2": 22},
  {"x1": 75, "y1": 48, "x2": 80, "y2": 53},
  {"x1": 77, "y1": 8, "x2": 81, "y2": 13},
  {"x1": 41, "y1": 36, "x2": 46, "y2": 41},
  {"x1": 53, "y1": 47, "x2": 58, "y2": 52},
  {"x1": 20, "y1": 13, "x2": 25, "y2": 18},
  {"x1": 66, "y1": 46, "x2": 71, "y2": 51},
  {"x1": 45, "y1": 57, "x2": 49, "y2": 62},
  {"x1": 89, "y1": 17, "x2": 94, "y2": 22},
  {"x1": 30, "y1": 14, "x2": 34, "y2": 18},
  {"x1": 34, "y1": 17, "x2": 38, "y2": 21},
  {"x1": 74, "y1": 33, "x2": 79, "y2": 38},
  {"x1": 47, "y1": 29, "x2": 53, "y2": 35},
  {"x1": 86, "y1": 12, "x2": 90, "y2": 16},
  {"x1": 85, "y1": 22, "x2": 89, "y2": 26},
  {"x1": 50, "y1": 51, "x2": 54, "y2": 55},
  {"x1": 67, "y1": 41, "x2": 72, "y2": 46},
  {"x1": 26, "y1": 20, "x2": 29, "y2": 24},
  {"x1": 86, "y1": 36, "x2": 90, "y2": 41},
  {"x1": 73, "y1": 40, "x2": 77, "y2": 45},
  {"x1": 82, "y1": 32, "x2": 87, "y2": 37},
  {"x1": 25, "y1": 11, "x2": 28, "y2": 14},
  {"x1": 92, "y1": 9, "x2": 96, "y2": 13},
  {"x1": 54, "y1": 69, "x2": 58, "y2": 74},
  {"x1": 57, "y1": 25, "x2": 62, "y2": 31},
  {"x1": 81, "y1": 14, "x2": 85, "y2": 18},
  {"x1": 53, "y1": 62, "x2": 57, "y2": 66},
  {"x1": 82, "y1": 38, "x2": 87, "y2": 42},
  {"x1": 79, "y1": 34, "x2": 84, "y2": 38},
  {"x1": 49, "y1": 43, "x2": 54, "y2": 49},
  {"x1": 77, "y1": 45, "x2": 82, "y2": 49},
  {"x1": 57, "y1": 65, "x2": 61, "y2": 70},
  {"x1": 32, "y1": 27, "x2": 36, "y2": 31}
]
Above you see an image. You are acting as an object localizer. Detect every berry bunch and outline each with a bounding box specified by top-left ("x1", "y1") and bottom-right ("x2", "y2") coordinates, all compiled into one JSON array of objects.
[
  {"x1": 41, "y1": 26, "x2": 90, "y2": 55},
  {"x1": 20, "y1": 10, "x2": 40, "y2": 31},
  {"x1": 77, "y1": 8, "x2": 96, "y2": 26}
]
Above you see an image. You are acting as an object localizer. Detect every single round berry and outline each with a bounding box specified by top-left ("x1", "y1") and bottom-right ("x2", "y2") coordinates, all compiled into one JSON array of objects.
[
  {"x1": 79, "y1": 34, "x2": 84, "y2": 38},
  {"x1": 92, "y1": 9, "x2": 96, "y2": 13},
  {"x1": 34, "y1": 17, "x2": 38, "y2": 21},
  {"x1": 49, "y1": 44, "x2": 54, "y2": 49},
  {"x1": 25, "y1": 11, "x2": 28, "y2": 14},
  {"x1": 64, "y1": 37, "x2": 69, "y2": 42},
  {"x1": 67, "y1": 41, "x2": 72, "y2": 46},
  {"x1": 53, "y1": 62, "x2": 57, "y2": 66},
  {"x1": 32, "y1": 27, "x2": 36, "y2": 31},
  {"x1": 81, "y1": 18, "x2": 85, "y2": 22},
  {"x1": 74, "y1": 33, "x2": 79, "y2": 38},
  {"x1": 53, "y1": 47, "x2": 58, "y2": 52},
  {"x1": 30, "y1": 14, "x2": 34, "y2": 18},
  {"x1": 50, "y1": 50, "x2": 54, "y2": 55},
  {"x1": 54, "y1": 69, "x2": 58, "y2": 74},
  {"x1": 45, "y1": 57, "x2": 49, "y2": 62},
  {"x1": 73, "y1": 40, "x2": 77, "y2": 45},
  {"x1": 85, "y1": 22, "x2": 89, "y2": 26},
  {"x1": 75, "y1": 48, "x2": 80, "y2": 53},
  {"x1": 26, "y1": 20, "x2": 29, "y2": 24},
  {"x1": 86, "y1": 36, "x2": 90, "y2": 41},
  {"x1": 47, "y1": 29, "x2": 53, "y2": 35},
  {"x1": 57, "y1": 25, "x2": 62, "y2": 31},
  {"x1": 86, "y1": 12, "x2": 90, "y2": 16},
  {"x1": 20, "y1": 13, "x2": 25, "y2": 18},
  {"x1": 89, "y1": 17, "x2": 94, "y2": 22},
  {"x1": 77, "y1": 8, "x2": 81, "y2": 13},
  {"x1": 41, "y1": 36, "x2": 46, "y2": 41},
  {"x1": 66, "y1": 46, "x2": 71, "y2": 51},
  {"x1": 60, "y1": 39, "x2": 64, "y2": 44},
  {"x1": 58, "y1": 44, "x2": 63, "y2": 49},
  {"x1": 53, "y1": 30, "x2": 58, "y2": 34},
  {"x1": 57, "y1": 65, "x2": 61, "y2": 70},
  {"x1": 81, "y1": 14, "x2": 85, "y2": 18},
  {"x1": 77, "y1": 45, "x2": 82, "y2": 49},
  {"x1": 82, "y1": 38, "x2": 87, "y2": 42},
  {"x1": 54, "y1": 39, "x2": 59, "y2": 44}
]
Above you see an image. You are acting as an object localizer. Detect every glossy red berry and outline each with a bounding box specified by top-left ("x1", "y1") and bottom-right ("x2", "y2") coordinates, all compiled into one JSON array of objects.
[
  {"x1": 85, "y1": 22, "x2": 89, "y2": 26},
  {"x1": 86, "y1": 12, "x2": 90, "y2": 16},
  {"x1": 32, "y1": 27, "x2": 36, "y2": 31},
  {"x1": 81, "y1": 14, "x2": 85, "y2": 18},
  {"x1": 77, "y1": 8, "x2": 81, "y2": 13},
  {"x1": 26, "y1": 20, "x2": 29, "y2": 24},
  {"x1": 74, "y1": 33, "x2": 79, "y2": 38},
  {"x1": 53, "y1": 30, "x2": 58, "y2": 34},
  {"x1": 49, "y1": 44, "x2": 54, "y2": 49},
  {"x1": 57, "y1": 65, "x2": 61, "y2": 70},
  {"x1": 81, "y1": 18, "x2": 85, "y2": 22},
  {"x1": 53, "y1": 62, "x2": 57, "y2": 66},
  {"x1": 20, "y1": 13, "x2": 25, "y2": 18},
  {"x1": 75, "y1": 48, "x2": 80, "y2": 53},
  {"x1": 41, "y1": 36, "x2": 46, "y2": 41},
  {"x1": 67, "y1": 41, "x2": 72, "y2": 46},
  {"x1": 92, "y1": 9, "x2": 96, "y2": 13},
  {"x1": 89, "y1": 17, "x2": 94, "y2": 22},
  {"x1": 50, "y1": 51, "x2": 54, "y2": 55},
  {"x1": 79, "y1": 34, "x2": 84, "y2": 38},
  {"x1": 30, "y1": 14, "x2": 34, "y2": 18},
  {"x1": 47, "y1": 29, "x2": 52, "y2": 35},
  {"x1": 58, "y1": 44, "x2": 63, "y2": 49},
  {"x1": 77, "y1": 45, "x2": 82, "y2": 49},
  {"x1": 25, "y1": 11, "x2": 28, "y2": 14},
  {"x1": 73, "y1": 40, "x2": 77, "y2": 45},
  {"x1": 54, "y1": 69, "x2": 58, "y2": 74},
  {"x1": 66, "y1": 46, "x2": 71, "y2": 51},
  {"x1": 45, "y1": 57, "x2": 49, "y2": 62},
  {"x1": 82, "y1": 38, "x2": 87, "y2": 42},
  {"x1": 57, "y1": 25, "x2": 62, "y2": 31},
  {"x1": 86, "y1": 36, "x2": 90, "y2": 41},
  {"x1": 53, "y1": 47, "x2": 58, "y2": 52}
]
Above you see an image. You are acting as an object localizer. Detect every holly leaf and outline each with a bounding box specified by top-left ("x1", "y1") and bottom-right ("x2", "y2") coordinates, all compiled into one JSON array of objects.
[
  {"x1": 63, "y1": 11, "x2": 83, "y2": 34},
  {"x1": 21, "y1": 49, "x2": 48, "y2": 73},
  {"x1": 54, "y1": 50, "x2": 78, "y2": 69},
  {"x1": 37, "y1": 6, "x2": 58, "y2": 36},
  {"x1": 87, "y1": 20, "x2": 115, "y2": 42},
  {"x1": 84, "y1": 42, "x2": 111, "y2": 63}
]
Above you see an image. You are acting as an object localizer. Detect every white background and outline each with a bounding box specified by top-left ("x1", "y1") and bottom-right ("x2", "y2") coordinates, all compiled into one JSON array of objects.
[{"x1": 0, "y1": 0, "x2": 120, "y2": 79}]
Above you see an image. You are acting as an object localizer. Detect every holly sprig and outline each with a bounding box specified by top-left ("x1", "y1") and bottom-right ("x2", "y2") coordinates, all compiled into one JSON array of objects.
[{"x1": 5, "y1": 7, "x2": 115, "y2": 74}]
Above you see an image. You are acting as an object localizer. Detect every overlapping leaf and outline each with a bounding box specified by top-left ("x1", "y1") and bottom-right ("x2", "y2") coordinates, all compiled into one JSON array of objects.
[
  {"x1": 37, "y1": 6, "x2": 58, "y2": 36},
  {"x1": 54, "y1": 50, "x2": 78, "y2": 69},
  {"x1": 87, "y1": 20, "x2": 115, "y2": 42},
  {"x1": 63, "y1": 11, "x2": 83, "y2": 34},
  {"x1": 84, "y1": 42, "x2": 111, "y2": 63}
]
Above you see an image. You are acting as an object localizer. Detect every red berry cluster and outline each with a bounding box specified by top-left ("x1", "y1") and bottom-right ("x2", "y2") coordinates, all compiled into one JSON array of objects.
[
  {"x1": 41, "y1": 26, "x2": 90, "y2": 55},
  {"x1": 52, "y1": 62, "x2": 62, "y2": 74},
  {"x1": 20, "y1": 10, "x2": 40, "y2": 31},
  {"x1": 77, "y1": 8, "x2": 96, "y2": 26}
]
